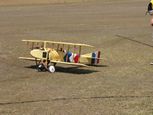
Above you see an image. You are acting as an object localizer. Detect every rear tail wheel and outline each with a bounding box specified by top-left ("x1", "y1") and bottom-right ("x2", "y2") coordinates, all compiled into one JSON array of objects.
[{"x1": 48, "y1": 65, "x2": 55, "y2": 73}]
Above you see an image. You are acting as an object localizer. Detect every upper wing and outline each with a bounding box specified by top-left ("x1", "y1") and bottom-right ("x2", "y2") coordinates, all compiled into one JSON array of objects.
[
  {"x1": 22, "y1": 39, "x2": 94, "y2": 48},
  {"x1": 50, "y1": 60, "x2": 88, "y2": 67}
]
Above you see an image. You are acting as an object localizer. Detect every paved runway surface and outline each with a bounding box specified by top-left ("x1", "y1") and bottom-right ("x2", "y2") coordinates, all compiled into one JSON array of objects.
[{"x1": 0, "y1": 0, "x2": 153, "y2": 114}]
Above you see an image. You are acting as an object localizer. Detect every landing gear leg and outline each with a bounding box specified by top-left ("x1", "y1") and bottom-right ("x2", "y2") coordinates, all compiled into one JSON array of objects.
[
  {"x1": 37, "y1": 59, "x2": 48, "y2": 72},
  {"x1": 37, "y1": 63, "x2": 46, "y2": 72}
]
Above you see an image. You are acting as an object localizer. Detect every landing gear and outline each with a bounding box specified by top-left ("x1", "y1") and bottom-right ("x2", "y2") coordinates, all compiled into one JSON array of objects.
[
  {"x1": 37, "y1": 60, "x2": 56, "y2": 73},
  {"x1": 36, "y1": 59, "x2": 49, "y2": 72},
  {"x1": 37, "y1": 63, "x2": 47, "y2": 72},
  {"x1": 48, "y1": 63, "x2": 56, "y2": 73},
  {"x1": 48, "y1": 65, "x2": 55, "y2": 73}
]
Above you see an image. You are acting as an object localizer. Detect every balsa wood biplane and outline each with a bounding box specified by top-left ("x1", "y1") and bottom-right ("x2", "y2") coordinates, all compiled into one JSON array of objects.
[{"x1": 19, "y1": 40, "x2": 102, "y2": 73}]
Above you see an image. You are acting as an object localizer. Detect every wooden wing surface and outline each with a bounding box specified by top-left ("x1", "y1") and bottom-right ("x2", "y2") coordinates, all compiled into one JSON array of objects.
[
  {"x1": 19, "y1": 57, "x2": 87, "y2": 67},
  {"x1": 22, "y1": 39, "x2": 94, "y2": 48}
]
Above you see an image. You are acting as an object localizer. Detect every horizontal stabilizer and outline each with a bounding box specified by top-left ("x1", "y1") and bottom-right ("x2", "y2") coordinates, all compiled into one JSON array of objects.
[
  {"x1": 81, "y1": 56, "x2": 103, "y2": 60},
  {"x1": 81, "y1": 51, "x2": 101, "y2": 65}
]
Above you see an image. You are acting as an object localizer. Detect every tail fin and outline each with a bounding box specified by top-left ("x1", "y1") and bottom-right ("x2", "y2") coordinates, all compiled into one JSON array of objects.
[
  {"x1": 97, "y1": 51, "x2": 101, "y2": 64},
  {"x1": 91, "y1": 51, "x2": 101, "y2": 65},
  {"x1": 80, "y1": 51, "x2": 102, "y2": 65}
]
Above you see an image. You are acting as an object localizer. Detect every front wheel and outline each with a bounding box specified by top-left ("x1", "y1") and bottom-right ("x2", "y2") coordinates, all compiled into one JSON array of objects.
[{"x1": 48, "y1": 66, "x2": 55, "y2": 73}]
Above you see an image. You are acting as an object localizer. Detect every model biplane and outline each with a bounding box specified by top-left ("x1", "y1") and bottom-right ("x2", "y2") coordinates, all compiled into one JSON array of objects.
[{"x1": 19, "y1": 40, "x2": 102, "y2": 73}]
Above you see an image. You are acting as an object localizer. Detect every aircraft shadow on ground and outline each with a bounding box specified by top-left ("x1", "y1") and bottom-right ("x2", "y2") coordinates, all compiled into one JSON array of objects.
[
  {"x1": 87, "y1": 64, "x2": 108, "y2": 67},
  {"x1": 24, "y1": 64, "x2": 107, "y2": 74},
  {"x1": 55, "y1": 66, "x2": 97, "y2": 74}
]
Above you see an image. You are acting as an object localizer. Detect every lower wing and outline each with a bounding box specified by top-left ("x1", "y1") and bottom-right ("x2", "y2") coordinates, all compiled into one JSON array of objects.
[
  {"x1": 19, "y1": 57, "x2": 87, "y2": 67},
  {"x1": 19, "y1": 57, "x2": 40, "y2": 61},
  {"x1": 50, "y1": 60, "x2": 88, "y2": 67}
]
